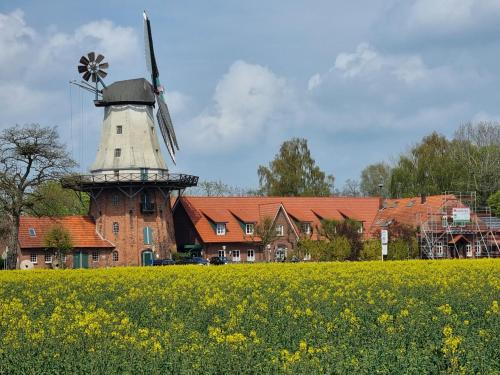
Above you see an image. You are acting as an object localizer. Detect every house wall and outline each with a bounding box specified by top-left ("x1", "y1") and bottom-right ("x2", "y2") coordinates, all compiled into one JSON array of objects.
[
  {"x1": 173, "y1": 201, "x2": 201, "y2": 248},
  {"x1": 204, "y1": 243, "x2": 264, "y2": 262},
  {"x1": 89, "y1": 188, "x2": 176, "y2": 266},
  {"x1": 19, "y1": 248, "x2": 113, "y2": 269}
]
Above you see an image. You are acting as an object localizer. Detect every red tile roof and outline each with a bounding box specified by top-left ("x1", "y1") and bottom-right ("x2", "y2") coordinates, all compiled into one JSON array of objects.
[
  {"x1": 19, "y1": 216, "x2": 115, "y2": 249},
  {"x1": 177, "y1": 196, "x2": 380, "y2": 243}
]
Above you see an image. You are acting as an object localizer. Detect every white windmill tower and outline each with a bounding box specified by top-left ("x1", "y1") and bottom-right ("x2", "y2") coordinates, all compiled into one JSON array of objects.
[{"x1": 64, "y1": 12, "x2": 198, "y2": 267}]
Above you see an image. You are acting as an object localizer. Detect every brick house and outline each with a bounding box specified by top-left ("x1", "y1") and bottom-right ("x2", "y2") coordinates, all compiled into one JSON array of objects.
[
  {"x1": 372, "y1": 195, "x2": 500, "y2": 258},
  {"x1": 18, "y1": 216, "x2": 115, "y2": 269},
  {"x1": 173, "y1": 196, "x2": 380, "y2": 262}
]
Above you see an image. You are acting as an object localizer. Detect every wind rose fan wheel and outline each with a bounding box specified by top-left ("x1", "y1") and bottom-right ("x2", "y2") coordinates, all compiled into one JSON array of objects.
[{"x1": 77, "y1": 52, "x2": 108, "y2": 82}]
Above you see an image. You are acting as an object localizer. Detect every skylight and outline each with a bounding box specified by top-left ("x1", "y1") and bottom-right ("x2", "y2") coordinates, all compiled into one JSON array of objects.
[{"x1": 28, "y1": 228, "x2": 36, "y2": 237}]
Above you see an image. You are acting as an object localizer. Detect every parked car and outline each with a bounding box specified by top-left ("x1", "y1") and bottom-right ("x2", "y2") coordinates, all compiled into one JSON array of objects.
[
  {"x1": 177, "y1": 257, "x2": 209, "y2": 266},
  {"x1": 210, "y1": 256, "x2": 230, "y2": 265},
  {"x1": 152, "y1": 259, "x2": 176, "y2": 266}
]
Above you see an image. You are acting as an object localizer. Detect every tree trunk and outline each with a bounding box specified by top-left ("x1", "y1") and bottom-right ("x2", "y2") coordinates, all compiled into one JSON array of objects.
[{"x1": 7, "y1": 216, "x2": 20, "y2": 269}]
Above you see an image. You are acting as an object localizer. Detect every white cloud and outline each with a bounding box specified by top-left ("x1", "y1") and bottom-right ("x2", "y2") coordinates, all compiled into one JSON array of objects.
[{"x1": 184, "y1": 60, "x2": 292, "y2": 151}]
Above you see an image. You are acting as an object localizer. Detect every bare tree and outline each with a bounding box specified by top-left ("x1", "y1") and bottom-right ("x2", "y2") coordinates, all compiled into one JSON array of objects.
[
  {"x1": 250, "y1": 216, "x2": 280, "y2": 262},
  {"x1": 342, "y1": 178, "x2": 361, "y2": 197},
  {"x1": 0, "y1": 124, "x2": 76, "y2": 268}
]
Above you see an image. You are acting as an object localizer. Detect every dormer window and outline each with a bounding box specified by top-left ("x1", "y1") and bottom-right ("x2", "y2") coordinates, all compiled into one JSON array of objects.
[
  {"x1": 301, "y1": 223, "x2": 311, "y2": 235},
  {"x1": 358, "y1": 225, "x2": 363, "y2": 234},
  {"x1": 216, "y1": 223, "x2": 226, "y2": 235},
  {"x1": 28, "y1": 228, "x2": 36, "y2": 237},
  {"x1": 245, "y1": 223, "x2": 254, "y2": 235}
]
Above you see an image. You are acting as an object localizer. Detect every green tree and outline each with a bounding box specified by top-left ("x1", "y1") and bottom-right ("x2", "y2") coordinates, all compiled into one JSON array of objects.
[
  {"x1": 360, "y1": 162, "x2": 391, "y2": 197},
  {"x1": 258, "y1": 138, "x2": 334, "y2": 196},
  {"x1": 360, "y1": 239, "x2": 381, "y2": 261},
  {"x1": 487, "y1": 190, "x2": 500, "y2": 217},
  {"x1": 390, "y1": 132, "x2": 462, "y2": 198},
  {"x1": 43, "y1": 225, "x2": 74, "y2": 268},
  {"x1": 297, "y1": 236, "x2": 351, "y2": 261},
  {"x1": 27, "y1": 181, "x2": 89, "y2": 216},
  {"x1": 251, "y1": 216, "x2": 280, "y2": 261},
  {"x1": 319, "y1": 219, "x2": 363, "y2": 260},
  {"x1": 0, "y1": 124, "x2": 76, "y2": 268}
]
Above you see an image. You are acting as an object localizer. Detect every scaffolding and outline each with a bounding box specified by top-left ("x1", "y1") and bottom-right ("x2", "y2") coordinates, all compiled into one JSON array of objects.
[{"x1": 418, "y1": 192, "x2": 500, "y2": 259}]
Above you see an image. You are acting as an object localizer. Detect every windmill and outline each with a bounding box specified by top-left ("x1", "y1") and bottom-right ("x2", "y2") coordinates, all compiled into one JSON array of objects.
[
  {"x1": 73, "y1": 12, "x2": 178, "y2": 165},
  {"x1": 63, "y1": 12, "x2": 198, "y2": 268}
]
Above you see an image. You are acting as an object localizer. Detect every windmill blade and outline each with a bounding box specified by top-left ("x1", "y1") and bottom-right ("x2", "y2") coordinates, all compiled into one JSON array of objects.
[
  {"x1": 82, "y1": 71, "x2": 91, "y2": 81},
  {"x1": 78, "y1": 65, "x2": 88, "y2": 73},
  {"x1": 80, "y1": 56, "x2": 89, "y2": 65},
  {"x1": 98, "y1": 62, "x2": 109, "y2": 69},
  {"x1": 95, "y1": 54, "x2": 105, "y2": 64},
  {"x1": 97, "y1": 70, "x2": 107, "y2": 78},
  {"x1": 156, "y1": 110, "x2": 176, "y2": 164},
  {"x1": 87, "y1": 52, "x2": 95, "y2": 62},
  {"x1": 143, "y1": 11, "x2": 159, "y2": 89},
  {"x1": 157, "y1": 94, "x2": 179, "y2": 150},
  {"x1": 91, "y1": 73, "x2": 97, "y2": 82}
]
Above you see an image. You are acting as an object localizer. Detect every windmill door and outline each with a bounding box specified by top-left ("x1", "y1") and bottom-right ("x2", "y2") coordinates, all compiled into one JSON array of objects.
[
  {"x1": 142, "y1": 250, "x2": 153, "y2": 266},
  {"x1": 73, "y1": 251, "x2": 89, "y2": 269}
]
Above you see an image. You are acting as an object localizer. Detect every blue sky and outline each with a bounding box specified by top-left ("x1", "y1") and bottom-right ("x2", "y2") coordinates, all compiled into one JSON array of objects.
[{"x1": 1, "y1": 1, "x2": 500, "y2": 191}]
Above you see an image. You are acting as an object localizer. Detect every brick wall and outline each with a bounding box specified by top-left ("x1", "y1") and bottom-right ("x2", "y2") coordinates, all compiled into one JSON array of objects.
[{"x1": 89, "y1": 187, "x2": 176, "y2": 266}]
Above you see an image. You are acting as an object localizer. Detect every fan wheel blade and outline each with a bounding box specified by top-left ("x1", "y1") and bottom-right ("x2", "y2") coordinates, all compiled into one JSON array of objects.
[
  {"x1": 91, "y1": 73, "x2": 97, "y2": 82},
  {"x1": 82, "y1": 71, "x2": 91, "y2": 81},
  {"x1": 77, "y1": 65, "x2": 88, "y2": 73},
  {"x1": 97, "y1": 70, "x2": 107, "y2": 78},
  {"x1": 87, "y1": 52, "x2": 95, "y2": 62},
  {"x1": 79, "y1": 56, "x2": 89, "y2": 65},
  {"x1": 98, "y1": 62, "x2": 109, "y2": 69},
  {"x1": 95, "y1": 54, "x2": 105, "y2": 64}
]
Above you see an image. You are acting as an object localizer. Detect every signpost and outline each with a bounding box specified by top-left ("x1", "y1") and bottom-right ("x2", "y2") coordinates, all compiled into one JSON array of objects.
[{"x1": 381, "y1": 229, "x2": 388, "y2": 260}]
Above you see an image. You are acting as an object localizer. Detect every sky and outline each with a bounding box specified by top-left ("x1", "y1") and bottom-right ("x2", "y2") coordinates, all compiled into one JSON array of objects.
[{"x1": 1, "y1": 0, "x2": 500, "y2": 191}]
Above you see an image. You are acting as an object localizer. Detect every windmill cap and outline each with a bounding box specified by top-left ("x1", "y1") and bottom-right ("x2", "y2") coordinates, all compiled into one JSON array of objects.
[{"x1": 99, "y1": 78, "x2": 155, "y2": 106}]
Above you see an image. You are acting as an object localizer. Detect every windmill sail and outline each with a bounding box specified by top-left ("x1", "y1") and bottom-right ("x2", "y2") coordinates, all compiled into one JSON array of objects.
[{"x1": 143, "y1": 11, "x2": 179, "y2": 165}]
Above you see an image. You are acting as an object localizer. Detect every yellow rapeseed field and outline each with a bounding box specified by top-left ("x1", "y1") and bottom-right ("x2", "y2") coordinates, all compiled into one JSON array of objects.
[{"x1": 0, "y1": 259, "x2": 499, "y2": 374}]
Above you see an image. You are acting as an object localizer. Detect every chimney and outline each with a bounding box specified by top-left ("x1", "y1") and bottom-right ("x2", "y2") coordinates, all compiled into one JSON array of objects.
[{"x1": 420, "y1": 193, "x2": 426, "y2": 204}]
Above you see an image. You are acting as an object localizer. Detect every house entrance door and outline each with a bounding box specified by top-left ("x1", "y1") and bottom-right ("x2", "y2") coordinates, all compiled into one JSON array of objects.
[
  {"x1": 73, "y1": 251, "x2": 89, "y2": 269},
  {"x1": 142, "y1": 250, "x2": 153, "y2": 266}
]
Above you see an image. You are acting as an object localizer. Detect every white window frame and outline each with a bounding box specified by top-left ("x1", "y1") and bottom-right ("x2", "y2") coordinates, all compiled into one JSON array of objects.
[
  {"x1": 247, "y1": 249, "x2": 255, "y2": 262},
  {"x1": 475, "y1": 240, "x2": 482, "y2": 256},
  {"x1": 466, "y1": 244, "x2": 472, "y2": 257},
  {"x1": 232, "y1": 250, "x2": 240, "y2": 262},
  {"x1": 112, "y1": 222, "x2": 119, "y2": 235},
  {"x1": 304, "y1": 252, "x2": 311, "y2": 261},
  {"x1": 301, "y1": 223, "x2": 311, "y2": 235},
  {"x1": 216, "y1": 223, "x2": 226, "y2": 236},
  {"x1": 62, "y1": 254, "x2": 67, "y2": 263},
  {"x1": 30, "y1": 254, "x2": 37, "y2": 264},
  {"x1": 92, "y1": 250, "x2": 99, "y2": 262},
  {"x1": 44, "y1": 254, "x2": 52, "y2": 264},
  {"x1": 276, "y1": 224, "x2": 284, "y2": 236},
  {"x1": 357, "y1": 225, "x2": 363, "y2": 234},
  {"x1": 245, "y1": 223, "x2": 254, "y2": 235},
  {"x1": 112, "y1": 251, "x2": 119, "y2": 262},
  {"x1": 436, "y1": 242, "x2": 444, "y2": 257},
  {"x1": 218, "y1": 250, "x2": 225, "y2": 258}
]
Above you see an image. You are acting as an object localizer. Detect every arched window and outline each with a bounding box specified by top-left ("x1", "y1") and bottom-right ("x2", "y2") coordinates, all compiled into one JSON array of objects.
[{"x1": 112, "y1": 251, "x2": 119, "y2": 262}]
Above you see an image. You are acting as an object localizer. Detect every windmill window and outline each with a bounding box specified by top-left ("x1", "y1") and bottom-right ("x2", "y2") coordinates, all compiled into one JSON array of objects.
[
  {"x1": 30, "y1": 254, "x2": 37, "y2": 264},
  {"x1": 112, "y1": 251, "x2": 119, "y2": 262},
  {"x1": 92, "y1": 250, "x2": 99, "y2": 262},
  {"x1": 116, "y1": 125, "x2": 123, "y2": 134},
  {"x1": 245, "y1": 223, "x2": 254, "y2": 235},
  {"x1": 44, "y1": 254, "x2": 52, "y2": 264},
  {"x1": 144, "y1": 226, "x2": 153, "y2": 245},
  {"x1": 111, "y1": 194, "x2": 119, "y2": 206},
  {"x1": 114, "y1": 148, "x2": 121, "y2": 157},
  {"x1": 112, "y1": 222, "x2": 119, "y2": 235},
  {"x1": 28, "y1": 228, "x2": 36, "y2": 237}
]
